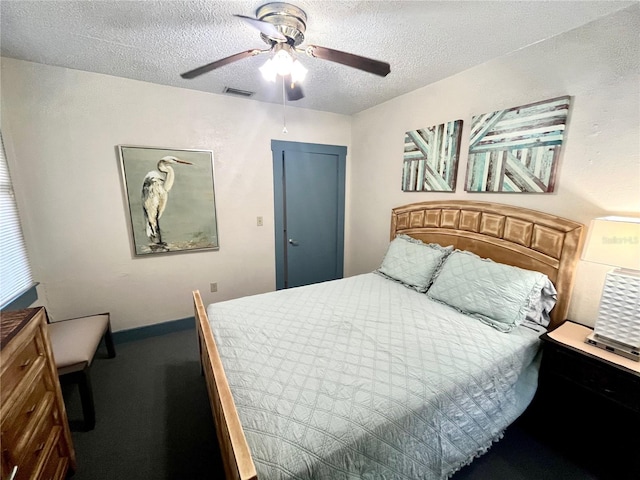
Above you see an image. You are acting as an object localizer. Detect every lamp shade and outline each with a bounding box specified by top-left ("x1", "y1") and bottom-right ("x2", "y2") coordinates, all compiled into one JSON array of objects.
[{"x1": 582, "y1": 216, "x2": 640, "y2": 270}]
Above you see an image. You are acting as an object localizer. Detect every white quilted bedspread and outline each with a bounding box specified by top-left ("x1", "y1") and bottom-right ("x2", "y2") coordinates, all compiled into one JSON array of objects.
[{"x1": 207, "y1": 273, "x2": 541, "y2": 479}]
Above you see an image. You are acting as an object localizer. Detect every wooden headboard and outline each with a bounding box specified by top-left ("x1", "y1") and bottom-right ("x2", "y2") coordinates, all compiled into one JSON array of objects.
[{"x1": 391, "y1": 201, "x2": 585, "y2": 330}]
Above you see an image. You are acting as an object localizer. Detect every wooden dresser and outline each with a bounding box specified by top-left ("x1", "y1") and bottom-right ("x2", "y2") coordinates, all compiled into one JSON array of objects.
[{"x1": 1, "y1": 307, "x2": 76, "y2": 480}]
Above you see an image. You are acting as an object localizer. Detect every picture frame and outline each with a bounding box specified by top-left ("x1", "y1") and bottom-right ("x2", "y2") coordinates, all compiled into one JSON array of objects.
[
  {"x1": 464, "y1": 96, "x2": 571, "y2": 193},
  {"x1": 402, "y1": 119, "x2": 463, "y2": 192},
  {"x1": 118, "y1": 145, "x2": 219, "y2": 256}
]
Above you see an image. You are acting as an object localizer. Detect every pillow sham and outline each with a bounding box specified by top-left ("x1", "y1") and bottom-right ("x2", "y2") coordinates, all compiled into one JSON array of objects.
[
  {"x1": 426, "y1": 250, "x2": 555, "y2": 333},
  {"x1": 376, "y1": 235, "x2": 452, "y2": 293},
  {"x1": 522, "y1": 278, "x2": 557, "y2": 330}
]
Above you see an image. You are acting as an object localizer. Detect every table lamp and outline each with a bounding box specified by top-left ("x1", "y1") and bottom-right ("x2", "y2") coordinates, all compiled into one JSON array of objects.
[{"x1": 581, "y1": 216, "x2": 640, "y2": 361}]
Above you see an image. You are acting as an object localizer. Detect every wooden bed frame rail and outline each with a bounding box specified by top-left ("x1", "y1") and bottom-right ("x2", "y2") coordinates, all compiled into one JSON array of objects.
[{"x1": 193, "y1": 290, "x2": 257, "y2": 480}]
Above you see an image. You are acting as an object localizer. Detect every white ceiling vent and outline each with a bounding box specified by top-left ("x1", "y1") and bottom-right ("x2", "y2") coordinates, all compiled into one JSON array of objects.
[{"x1": 223, "y1": 87, "x2": 255, "y2": 97}]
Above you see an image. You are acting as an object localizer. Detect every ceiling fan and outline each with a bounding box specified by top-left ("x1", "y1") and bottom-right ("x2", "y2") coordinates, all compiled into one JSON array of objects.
[{"x1": 180, "y1": 2, "x2": 391, "y2": 101}]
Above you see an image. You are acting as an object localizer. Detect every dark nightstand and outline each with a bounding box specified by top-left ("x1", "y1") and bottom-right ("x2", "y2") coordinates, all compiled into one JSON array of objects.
[
  {"x1": 526, "y1": 320, "x2": 640, "y2": 478},
  {"x1": 540, "y1": 320, "x2": 640, "y2": 416}
]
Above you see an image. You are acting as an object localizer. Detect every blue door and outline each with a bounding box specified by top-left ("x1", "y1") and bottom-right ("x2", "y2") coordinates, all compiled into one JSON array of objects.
[{"x1": 272, "y1": 141, "x2": 346, "y2": 289}]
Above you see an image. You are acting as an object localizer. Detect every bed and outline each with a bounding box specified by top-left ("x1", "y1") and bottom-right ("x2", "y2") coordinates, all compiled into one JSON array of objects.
[{"x1": 193, "y1": 201, "x2": 584, "y2": 480}]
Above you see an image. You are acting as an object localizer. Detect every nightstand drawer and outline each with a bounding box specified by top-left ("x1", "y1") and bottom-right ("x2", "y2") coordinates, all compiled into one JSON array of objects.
[{"x1": 544, "y1": 344, "x2": 640, "y2": 413}]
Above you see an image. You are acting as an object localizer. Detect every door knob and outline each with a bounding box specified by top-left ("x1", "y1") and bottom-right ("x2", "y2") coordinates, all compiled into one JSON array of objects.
[{"x1": 288, "y1": 239, "x2": 299, "y2": 246}]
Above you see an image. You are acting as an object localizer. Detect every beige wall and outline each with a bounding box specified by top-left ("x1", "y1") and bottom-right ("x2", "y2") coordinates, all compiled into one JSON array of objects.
[
  {"x1": 0, "y1": 59, "x2": 351, "y2": 330},
  {"x1": 2, "y1": 6, "x2": 638, "y2": 331},
  {"x1": 347, "y1": 6, "x2": 640, "y2": 327}
]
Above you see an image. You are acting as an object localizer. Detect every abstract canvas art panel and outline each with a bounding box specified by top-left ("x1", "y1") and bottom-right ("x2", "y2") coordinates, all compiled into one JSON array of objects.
[
  {"x1": 402, "y1": 119, "x2": 463, "y2": 192},
  {"x1": 465, "y1": 96, "x2": 571, "y2": 193},
  {"x1": 118, "y1": 145, "x2": 219, "y2": 256}
]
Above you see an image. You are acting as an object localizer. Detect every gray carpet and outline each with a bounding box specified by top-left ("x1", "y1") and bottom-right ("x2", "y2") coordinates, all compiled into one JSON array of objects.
[
  {"x1": 62, "y1": 329, "x2": 620, "y2": 479},
  {"x1": 64, "y1": 328, "x2": 222, "y2": 479}
]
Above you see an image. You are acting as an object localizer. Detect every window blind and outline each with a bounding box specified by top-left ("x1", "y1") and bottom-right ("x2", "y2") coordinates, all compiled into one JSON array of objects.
[{"x1": 0, "y1": 131, "x2": 35, "y2": 308}]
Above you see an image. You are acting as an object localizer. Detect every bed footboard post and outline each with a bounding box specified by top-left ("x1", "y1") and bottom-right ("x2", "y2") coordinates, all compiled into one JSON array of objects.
[{"x1": 192, "y1": 290, "x2": 258, "y2": 480}]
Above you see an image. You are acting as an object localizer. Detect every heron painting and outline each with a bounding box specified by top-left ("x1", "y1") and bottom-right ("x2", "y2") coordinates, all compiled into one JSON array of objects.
[
  {"x1": 142, "y1": 156, "x2": 193, "y2": 248},
  {"x1": 118, "y1": 145, "x2": 219, "y2": 256}
]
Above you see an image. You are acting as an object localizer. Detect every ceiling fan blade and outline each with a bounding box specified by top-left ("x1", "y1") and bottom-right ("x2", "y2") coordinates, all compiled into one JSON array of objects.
[
  {"x1": 283, "y1": 75, "x2": 304, "y2": 101},
  {"x1": 305, "y1": 45, "x2": 390, "y2": 77},
  {"x1": 181, "y1": 49, "x2": 262, "y2": 79},
  {"x1": 234, "y1": 14, "x2": 287, "y2": 42}
]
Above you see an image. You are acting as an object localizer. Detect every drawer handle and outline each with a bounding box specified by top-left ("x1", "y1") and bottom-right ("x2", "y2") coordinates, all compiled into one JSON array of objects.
[
  {"x1": 8, "y1": 466, "x2": 18, "y2": 480},
  {"x1": 34, "y1": 442, "x2": 45, "y2": 453},
  {"x1": 26, "y1": 404, "x2": 37, "y2": 415},
  {"x1": 19, "y1": 358, "x2": 32, "y2": 368}
]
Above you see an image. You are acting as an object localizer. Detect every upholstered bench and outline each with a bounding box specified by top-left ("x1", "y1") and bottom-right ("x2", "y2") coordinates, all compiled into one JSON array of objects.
[{"x1": 47, "y1": 313, "x2": 116, "y2": 430}]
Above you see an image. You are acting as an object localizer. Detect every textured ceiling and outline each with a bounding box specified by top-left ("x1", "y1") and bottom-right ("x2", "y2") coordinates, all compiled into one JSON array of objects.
[{"x1": 0, "y1": 1, "x2": 634, "y2": 115}]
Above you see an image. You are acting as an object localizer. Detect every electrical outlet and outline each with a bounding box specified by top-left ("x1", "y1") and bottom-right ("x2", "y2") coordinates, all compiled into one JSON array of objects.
[
  {"x1": 210, "y1": 282, "x2": 218, "y2": 293},
  {"x1": 257, "y1": 216, "x2": 264, "y2": 226}
]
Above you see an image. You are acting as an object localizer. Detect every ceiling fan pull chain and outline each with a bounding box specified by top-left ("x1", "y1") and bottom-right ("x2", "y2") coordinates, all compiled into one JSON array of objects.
[{"x1": 282, "y1": 76, "x2": 288, "y2": 134}]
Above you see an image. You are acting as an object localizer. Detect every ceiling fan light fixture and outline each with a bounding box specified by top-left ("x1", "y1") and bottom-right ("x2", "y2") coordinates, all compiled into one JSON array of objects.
[
  {"x1": 259, "y1": 58, "x2": 278, "y2": 82},
  {"x1": 261, "y1": 45, "x2": 307, "y2": 83},
  {"x1": 273, "y1": 47, "x2": 294, "y2": 76},
  {"x1": 290, "y1": 59, "x2": 307, "y2": 84}
]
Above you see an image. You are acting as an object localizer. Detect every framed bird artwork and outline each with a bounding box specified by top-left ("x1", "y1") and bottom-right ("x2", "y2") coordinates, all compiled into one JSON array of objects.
[{"x1": 117, "y1": 145, "x2": 219, "y2": 255}]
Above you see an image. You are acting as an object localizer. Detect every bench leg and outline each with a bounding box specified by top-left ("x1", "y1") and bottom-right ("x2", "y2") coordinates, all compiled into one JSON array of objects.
[
  {"x1": 61, "y1": 369, "x2": 97, "y2": 431},
  {"x1": 104, "y1": 323, "x2": 116, "y2": 359},
  {"x1": 77, "y1": 368, "x2": 96, "y2": 431}
]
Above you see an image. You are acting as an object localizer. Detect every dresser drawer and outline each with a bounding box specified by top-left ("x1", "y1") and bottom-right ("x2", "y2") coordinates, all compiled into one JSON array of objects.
[
  {"x1": 0, "y1": 329, "x2": 46, "y2": 405},
  {"x1": 38, "y1": 431, "x2": 69, "y2": 480},
  {"x1": 13, "y1": 393, "x2": 57, "y2": 478},
  {"x1": 11, "y1": 426, "x2": 63, "y2": 480},
  {"x1": 544, "y1": 344, "x2": 640, "y2": 413},
  {"x1": 1, "y1": 368, "x2": 49, "y2": 450}
]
